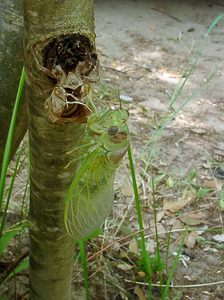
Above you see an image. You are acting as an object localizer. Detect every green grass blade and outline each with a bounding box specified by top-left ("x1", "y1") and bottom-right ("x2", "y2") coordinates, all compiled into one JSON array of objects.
[
  {"x1": 165, "y1": 229, "x2": 172, "y2": 275},
  {"x1": 151, "y1": 176, "x2": 163, "y2": 288},
  {"x1": 0, "y1": 67, "x2": 25, "y2": 211},
  {"x1": 0, "y1": 221, "x2": 27, "y2": 256},
  {"x1": 169, "y1": 13, "x2": 224, "y2": 109},
  {"x1": 0, "y1": 147, "x2": 23, "y2": 239},
  {"x1": 128, "y1": 145, "x2": 152, "y2": 299},
  {"x1": 204, "y1": 13, "x2": 224, "y2": 37},
  {"x1": 162, "y1": 227, "x2": 188, "y2": 300},
  {"x1": 79, "y1": 240, "x2": 90, "y2": 300},
  {"x1": 5, "y1": 256, "x2": 29, "y2": 281}
]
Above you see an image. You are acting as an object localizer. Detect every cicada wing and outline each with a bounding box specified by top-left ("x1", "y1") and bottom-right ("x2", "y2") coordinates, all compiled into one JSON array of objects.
[{"x1": 65, "y1": 153, "x2": 116, "y2": 240}]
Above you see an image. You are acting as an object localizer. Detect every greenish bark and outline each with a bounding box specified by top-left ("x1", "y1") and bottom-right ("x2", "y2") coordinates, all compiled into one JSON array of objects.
[
  {"x1": 0, "y1": 0, "x2": 28, "y2": 167},
  {"x1": 23, "y1": 1, "x2": 96, "y2": 299}
]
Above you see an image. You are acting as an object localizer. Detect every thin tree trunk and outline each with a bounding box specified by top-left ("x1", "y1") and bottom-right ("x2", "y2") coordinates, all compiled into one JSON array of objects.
[
  {"x1": 0, "y1": 0, "x2": 27, "y2": 167},
  {"x1": 23, "y1": 1, "x2": 96, "y2": 299}
]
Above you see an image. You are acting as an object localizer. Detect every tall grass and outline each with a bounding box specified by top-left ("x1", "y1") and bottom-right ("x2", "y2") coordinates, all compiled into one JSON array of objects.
[
  {"x1": 0, "y1": 67, "x2": 28, "y2": 287},
  {"x1": 0, "y1": 147, "x2": 23, "y2": 238},
  {"x1": 124, "y1": 14, "x2": 224, "y2": 299},
  {"x1": 161, "y1": 228, "x2": 188, "y2": 300},
  {"x1": 0, "y1": 66, "x2": 26, "y2": 211},
  {"x1": 128, "y1": 145, "x2": 153, "y2": 299}
]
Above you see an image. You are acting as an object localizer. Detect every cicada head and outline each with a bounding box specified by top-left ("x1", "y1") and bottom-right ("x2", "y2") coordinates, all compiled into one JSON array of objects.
[{"x1": 87, "y1": 109, "x2": 129, "y2": 164}]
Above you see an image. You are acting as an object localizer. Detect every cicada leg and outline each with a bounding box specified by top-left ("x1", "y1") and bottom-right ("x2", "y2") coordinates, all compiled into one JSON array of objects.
[
  {"x1": 66, "y1": 141, "x2": 94, "y2": 155},
  {"x1": 64, "y1": 153, "x2": 90, "y2": 169}
]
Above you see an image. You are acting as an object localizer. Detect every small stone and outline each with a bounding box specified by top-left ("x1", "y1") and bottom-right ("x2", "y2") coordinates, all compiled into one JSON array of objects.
[{"x1": 120, "y1": 94, "x2": 133, "y2": 102}]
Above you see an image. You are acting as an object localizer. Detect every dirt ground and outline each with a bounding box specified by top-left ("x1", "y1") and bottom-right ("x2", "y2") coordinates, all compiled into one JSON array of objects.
[
  {"x1": 1, "y1": 0, "x2": 224, "y2": 299},
  {"x1": 91, "y1": 0, "x2": 224, "y2": 299}
]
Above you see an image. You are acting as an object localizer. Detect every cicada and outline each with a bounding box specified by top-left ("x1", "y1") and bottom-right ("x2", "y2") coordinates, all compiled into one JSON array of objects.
[{"x1": 64, "y1": 109, "x2": 129, "y2": 240}]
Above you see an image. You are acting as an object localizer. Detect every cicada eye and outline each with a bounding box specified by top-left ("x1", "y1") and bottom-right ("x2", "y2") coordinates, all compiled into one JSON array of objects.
[{"x1": 108, "y1": 126, "x2": 119, "y2": 136}]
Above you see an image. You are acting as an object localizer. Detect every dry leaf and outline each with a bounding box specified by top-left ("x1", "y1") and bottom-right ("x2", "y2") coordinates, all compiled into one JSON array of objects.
[
  {"x1": 121, "y1": 185, "x2": 133, "y2": 197},
  {"x1": 157, "y1": 210, "x2": 165, "y2": 222},
  {"x1": 134, "y1": 286, "x2": 147, "y2": 300},
  {"x1": 172, "y1": 219, "x2": 183, "y2": 230},
  {"x1": 195, "y1": 225, "x2": 209, "y2": 235},
  {"x1": 202, "y1": 179, "x2": 223, "y2": 191},
  {"x1": 129, "y1": 240, "x2": 139, "y2": 255},
  {"x1": 163, "y1": 192, "x2": 195, "y2": 212},
  {"x1": 179, "y1": 212, "x2": 210, "y2": 226},
  {"x1": 120, "y1": 94, "x2": 133, "y2": 103},
  {"x1": 117, "y1": 262, "x2": 133, "y2": 271},
  {"x1": 138, "y1": 271, "x2": 146, "y2": 278},
  {"x1": 190, "y1": 127, "x2": 207, "y2": 134},
  {"x1": 212, "y1": 234, "x2": 224, "y2": 243},
  {"x1": 185, "y1": 231, "x2": 199, "y2": 249},
  {"x1": 150, "y1": 223, "x2": 166, "y2": 238},
  {"x1": 146, "y1": 239, "x2": 156, "y2": 253}
]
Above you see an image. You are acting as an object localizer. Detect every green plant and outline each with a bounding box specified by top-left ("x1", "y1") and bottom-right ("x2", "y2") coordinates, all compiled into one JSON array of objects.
[
  {"x1": 128, "y1": 145, "x2": 152, "y2": 299},
  {"x1": 151, "y1": 176, "x2": 165, "y2": 289},
  {"x1": 161, "y1": 228, "x2": 188, "y2": 300},
  {"x1": 0, "y1": 67, "x2": 25, "y2": 210},
  {"x1": 0, "y1": 67, "x2": 28, "y2": 290},
  {"x1": 79, "y1": 241, "x2": 90, "y2": 300},
  {"x1": 0, "y1": 147, "x2": 22, "y2": 239}
]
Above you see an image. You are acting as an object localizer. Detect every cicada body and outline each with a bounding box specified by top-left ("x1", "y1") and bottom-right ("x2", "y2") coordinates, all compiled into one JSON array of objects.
[{"x1": 64, "y1": 109, "x2": 129, "y2": 240}]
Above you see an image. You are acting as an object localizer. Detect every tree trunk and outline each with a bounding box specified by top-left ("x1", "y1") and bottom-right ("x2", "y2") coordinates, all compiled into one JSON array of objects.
[
  {"x1": 23, "y1": 1, "x2": 96, "y2": 299},
  {"x1": 0, "y1": 0, "x2": 27, "y2": 167}
]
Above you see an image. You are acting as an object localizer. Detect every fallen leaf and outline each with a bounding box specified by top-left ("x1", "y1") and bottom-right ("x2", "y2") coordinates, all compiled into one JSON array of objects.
[
  {"x1": 117, "y1": 262, "x2": 133, "y2": 271},
  {"x1": 190, "y1": 127, "x2": 207, "y2": 134},
  {"x1": 138, "y1": 271, "x2": 146, "y2": 278},
  {"x1": 202, "y1": 179, "x2": 223, "y2": 190},
  {"x1": 163, "y1": 192, "x2": 195, "y2": 212},
  {"x1": 150, "y1": 223, "x2": 166, "y2": 238},
  {"x1": 157, "y1": 210, "x2": 165, "y2": 222},
  {"x1": 212, "y1": 234, "x2": 224, "y2": 243},
  {"x1": 121, "y1": 185, "x2": 133, "y2": 197},
  {"x1": 172, "y1": 219, "x2": 182, "y2": 230},
  {"x1": 185, "y1": 231, "x2": 199, "y2": 249},
  {"x1": 6, "y1": 168, "x2": 13, "y2": 177},
  {"x1": 134, "y1": 286, "x2": 147, "y2": 300},
  {"x1": 195, "y1": 225, "x2": 209, "y2": 235},
  {"x1": 179, "y1": 212, "x2": 210, "y2": 226},
  {"x1": 120, "y1": 94, "x2": 133, "y2": 103},
  {"x1": 129, "y1": 240, "x2": 139, "y2": 255},
  {"x1": 145, "y1": 239, "x2": 156, "y2": 253},
  {"x1": 139, "y1": 98, "x2": 166, "y2": 111}
]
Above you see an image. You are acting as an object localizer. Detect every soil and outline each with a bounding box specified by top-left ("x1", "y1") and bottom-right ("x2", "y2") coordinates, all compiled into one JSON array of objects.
[
  {"x1": 1, "y1": 0, "x2": 224, "y2": 299},
  {"x1": 92, "y1": 0, "x2": 224, "y2": 299}
]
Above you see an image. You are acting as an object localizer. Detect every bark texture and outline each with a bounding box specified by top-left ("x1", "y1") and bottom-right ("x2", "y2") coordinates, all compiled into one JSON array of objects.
[
  {"x1": 0, "y1": 1, "x2": 27, "y2": 167},
  {"x1": 23, "y1": 1, "x2": 96, "y2": 299}
]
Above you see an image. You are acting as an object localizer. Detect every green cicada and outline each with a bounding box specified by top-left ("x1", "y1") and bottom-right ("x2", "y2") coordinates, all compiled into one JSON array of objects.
[{"x1": 64, "y1": 108, "x2": 129, "y2": 240}]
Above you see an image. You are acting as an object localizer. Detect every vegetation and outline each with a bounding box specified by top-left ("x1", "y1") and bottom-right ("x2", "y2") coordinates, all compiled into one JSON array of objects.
[{"x1": 0, "y1": 4, "x2": 224, "y2": 300}]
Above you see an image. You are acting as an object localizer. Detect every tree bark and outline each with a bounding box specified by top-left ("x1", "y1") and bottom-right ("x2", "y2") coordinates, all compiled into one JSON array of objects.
[
  {"x1": 23, "y1": 1, "x2": 96, "y2": 299},
  {"x1": 0, "y1": 0, "x2": 27, "y2": 167}
]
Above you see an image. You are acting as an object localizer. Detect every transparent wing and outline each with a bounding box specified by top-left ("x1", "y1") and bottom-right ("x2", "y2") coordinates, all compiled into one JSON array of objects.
[{"x1": 64, "y1": 150, "x2": 116, "y2": 240}]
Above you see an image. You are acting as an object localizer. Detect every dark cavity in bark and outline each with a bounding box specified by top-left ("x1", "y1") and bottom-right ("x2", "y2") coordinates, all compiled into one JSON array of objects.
[
  {"x1": 42, "y1": 34, "x2": 99, "y2": 124},
  {"x1": 42, "y1": 34, "x2": 97, "y2": 82}
]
